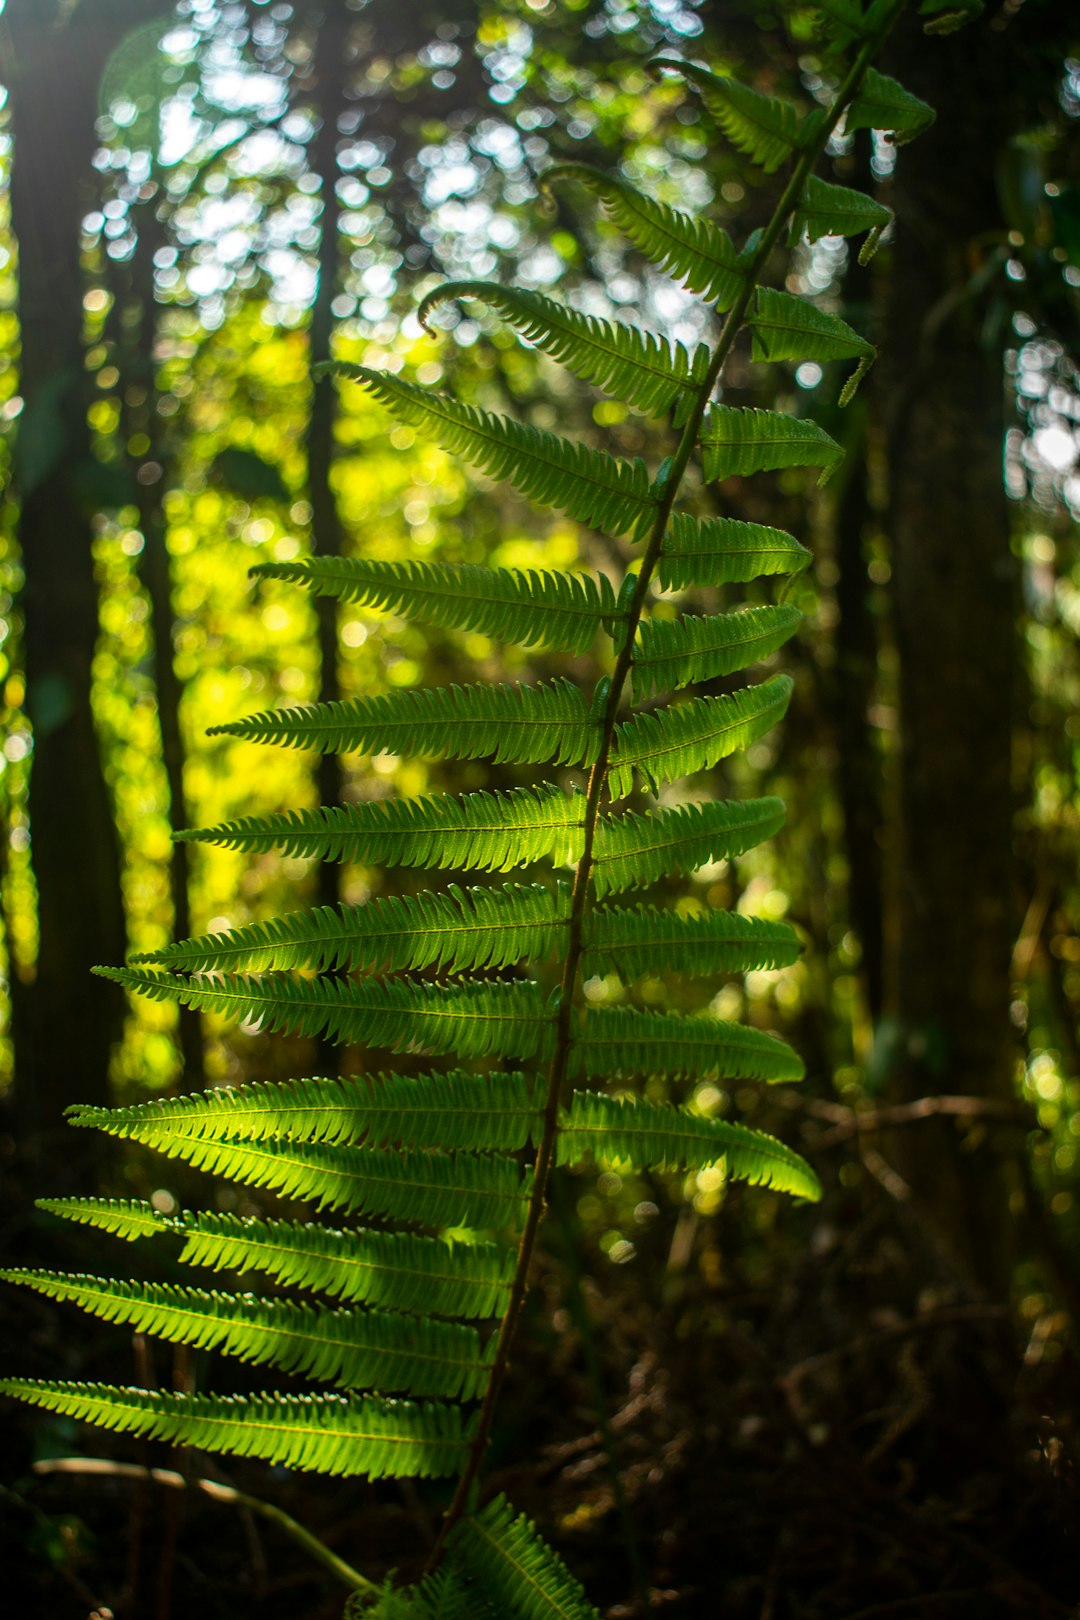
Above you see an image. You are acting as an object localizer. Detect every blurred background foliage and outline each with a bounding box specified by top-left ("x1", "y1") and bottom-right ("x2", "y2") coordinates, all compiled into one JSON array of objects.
[{"x1": 2, "y1": 0, "x2": 1080, "y2": 1616}]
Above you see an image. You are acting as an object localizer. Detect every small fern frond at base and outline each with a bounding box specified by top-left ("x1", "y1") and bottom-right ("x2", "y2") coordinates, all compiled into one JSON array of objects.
[
  {"x1": 94, "y1": 967, "x2": 556, "y2": 1062},
  {"x1": 253, "y1": 557, "x2": 617, "y2": 659},
  {"x1": 177, "y1": 784, "x2": 586, "y2": 872},
  {"x1": 2, "y1": 1270, "x2": 494, "y2": 1399},
  {"x1": 207, "y1": 680, "x2": 599, "y2": 769},
  {"x1": 448, "y1": 1494, "x2": 601, "y2": 1620},
  {"x1": 574, "y1": 1006, "x2": 805, "y2": 1083},
  {"x1": 133, "y1": 883, "x2": 572, "y2": 977},
  {"x1": 0, "y1": 1381, "x2": 473, "y2": 1478},
  {"x1": 592, "y1": 796, "x2": 787, "y2": 896},
  {"x1": 609, "y1": 674, "x2": 793, "y2": 799},
  {"x1": 560, "y1": 1092, "x2": 820, "y2": 1198}
]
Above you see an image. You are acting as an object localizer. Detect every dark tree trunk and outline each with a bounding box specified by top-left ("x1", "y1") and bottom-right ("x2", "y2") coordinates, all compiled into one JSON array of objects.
[
  {"x1": 2, "y1": 0, "x2": 148, "y2": 1181},
  {"x1": 881, "y1": 19, "x2": 1019, "y2": 1293}
]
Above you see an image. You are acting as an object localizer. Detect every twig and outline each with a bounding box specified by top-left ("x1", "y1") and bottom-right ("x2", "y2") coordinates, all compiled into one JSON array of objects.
[
  {"x1": 31, "y1": 1458, "x2": 377, "y2": 1598},
  {"x1": 816, "y1": 1093, "x2": 1027, "y2": 1148}
]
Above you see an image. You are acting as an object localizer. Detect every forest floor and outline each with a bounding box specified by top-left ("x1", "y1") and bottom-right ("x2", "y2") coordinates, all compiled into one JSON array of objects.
[{"x1": 3, "y1": 1130, "x2": 1079, "y2": 1620}]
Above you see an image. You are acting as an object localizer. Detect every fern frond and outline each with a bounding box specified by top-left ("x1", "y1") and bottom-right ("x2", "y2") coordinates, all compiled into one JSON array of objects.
[
  {"x1": 93, "y1": 968, "x2": 555, "y2": 1062},
  {"x1": 64, "y1": 1071, "x2": 542, "y2": 1155},
  {"x1": 608, "y1": 673, "x2": 793, "y2": 799},
  {"x1": 845, "y1": 66, "x2": 935, "y2": 143},
  {"x1": 323, "y1": 363, "x2": 656, "y2": 539},
  {"x1": 790, "y1": 174, "x2": 892, "y2": 264},
  {"x1": 36, "y1": 1196, "x2": 172, "y2": 1242},
  {"x1": 657, "y1": 512, "x2": 811, "y2": 591},
  {"x1": 34, "y1": 1201, "x2": 515, "y2": 1319},
  {"x1": 633, "y1": 604, "x2": 801, "y2": 699},
  {"x1": 252, "y1": 557, "x2": 617, "y2": 659},
  {"x1": 448, "y1": 1494, "x2": 601, "y2": 1620},
  {"x1": 699, "y1": 405, "x2": 843, "y2": 483},
  {"x1": 583, "y1": 904, "x2": 800, "y2": 978},
  {"x1": 748, "y1": 287, "x2": 876, "y2": 403},
  {"x1": 574, "y1": 1006, "x2": 804, "y2": 1082},
  {"x1": 178, "y1": 785, "x2": 585, "y2": 873},
  {"x1": 543, "y1": 162, "x2": 746, "y2": 310},
  {"x1": 3, "y1": 1270, "x2": 493, "y2": 1399},
  {"x1": 64, "y1": 1119, "x2": 530, "y2": 1228},
  {"x1": 0, "y1": 1381, "x2": 472, "y2": 1478},
  {"x1": 173, "y1": 1215, "x2": 514, "y2": 1320},
  {"x1": 559, "y1": 1092, "x2": 820, "y2": 1197},
  {"x1": 133, "y1": 884, "x2": 571, "y2": 977},
  {"x1": 417, "y1": 280, "x2": 708, "y2": 424},
  {"x1": 656, "y1": 58, "x2": 811, "y2": 175},
  {"x1": 207, "y1": 681, "x2": 598, "y2": 770},
  {"x1": 592, "y1": 796, "x2": 787, "y2": 897}
]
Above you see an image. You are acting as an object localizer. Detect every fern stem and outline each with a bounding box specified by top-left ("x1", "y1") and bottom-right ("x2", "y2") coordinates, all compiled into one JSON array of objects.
[{"x1": 429, "y1": 0, "x2": 907, "y2": 1566}]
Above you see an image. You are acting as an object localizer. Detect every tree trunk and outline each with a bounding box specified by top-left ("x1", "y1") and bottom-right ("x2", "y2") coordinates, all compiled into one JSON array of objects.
[{"x1": 881, "y1": 18, "x2": 1018, "y2": 1294}]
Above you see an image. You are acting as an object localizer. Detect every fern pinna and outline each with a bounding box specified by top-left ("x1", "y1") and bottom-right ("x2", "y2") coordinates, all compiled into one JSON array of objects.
[{"x1": 3, "y1": 3, "x2": 943, "y2": 1611}]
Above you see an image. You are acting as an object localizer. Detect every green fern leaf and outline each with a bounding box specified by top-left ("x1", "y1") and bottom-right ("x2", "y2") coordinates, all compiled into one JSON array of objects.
[
  {"x1": 790, "y1": 174, "x2": 892, "y2": 264},
  {"x1": 573, "y1": 1006, "x2": 805, "y2": 1082},
  {"x1": 699, "y1": 404, "x2": 843, "y2": 483},
  {"x1": 559, "y1": 1092, "x2": 820, "y2": 1198},
  {"x1": 543, "y1": 162, "x2": 747, "y2": 310},
  {"x1": 65, "y1": 1071, "x2": 542, "y2": 1154},
  {"x1": 656, "y1": 58, "x2": 812, "y2": 175},
  {"x1": 34, "y1": 1199, "x2": 515, "y2": 1319},
  {"x1": 133, "y1": 884, "x2": 572, "y2": 977},
  {"x1": 749, "y1": 286, "x2": 875, "y2": 366},
  {"x1": 173, "y1": 1214, "x2": 514, "y2": 1320},
  {"x1": 36, "y1": 1196, "x2": 172, "y2": 1242},
  {"x1": 323, "y1": 363, "x2": 656, "y2": 539},
  {"x1": 608, "y1": 673, "x2": 793, "y2": 799},
  {"x1": 845, "y1": 66, "x2": 935, "y2": 143},
  {"x1": 592, "y1": 796, "x2": 787, "y2": 897},
  {"x1": 177, "y1": 785, "x2": 585, "y2": 873},
  {"x1": 583, "y1": 904, "x2": 800, "y2": 978},
  {"x1": 93, "y1": 968, "x2": 556, "y2": 1062},
  {"x1": 448, "y1": 1494, "x2": 601, "y2": 1620},
  {"x1": 633, "y1": 604, "x2": 801, "y2": 698},
  {"x1": 0, "y1": 1381, "x2": 472, "y2": 1479},
  {"x1": 3, "y1": 1270, "x2": 494, "y2": 1399},
  {"x1": 207, "y1": 681, "x2": 598, "y2": 769},
  {"x1": 252, "y1": 557, "x2": 617, "y2": 659},
  {"x1": 657, "y1": 512, "x2": 811, "y2": 591},
  {"x1": 417, "y1": 280, "x2": 708, "y2": 424},
  {"x1": 63, "y1": 1114, "x2": 529, "y2": 1227}
]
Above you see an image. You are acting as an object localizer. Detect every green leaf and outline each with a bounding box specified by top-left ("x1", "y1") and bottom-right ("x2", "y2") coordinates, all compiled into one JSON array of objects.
[
  {"x1": 845, "y1": 66, "x2": 935, "y2": 144},
  {"x1": 93, "y1": 967, "x2": 556, "y2": 1062},
  {"x1": 592, "y1": 796, "x2": 787, "y2": 897},
  {"x1": 748, "y1": 287, "x2": 876, "y2": 402},
  {"x1": 67, "y1": 1071, "x2": 542, "y2": 1154},
  {"x1": 583, "y1": 904, "x2": 801, "y2": 978},
  {"x1": 177, "y1": 784, "x2": 586, "y2": 873},
  {"x1": 790, "y1": 174, "x2": 892, "y2": 264},
  {"x1": 64, "y1": 1113, "x2": 529, "y2": 1229},
  {"x1": 698, "y1": 404, "x2": 843, "y2": 483},
  {"x1": 608, "y1": 673, "x2": 793, "y2": 799},
  {"x1": 573, "y1": 1006, "x2": 805, "y2": 1082},
  {"x1": 658, "y1": 512, "x2": 811, "y2": 591},
  {"x1": 323, "y1": 363, "x2": 656, "y2": 539},
  {"x1": 133, "y1": 884, "x2": 572, "y2": 977},
  {"x1": 0, "y1": 1381, "x2": 472, "y2": 1479},
  {"x1": 253, "y1": 557, "x2": 617, "y2": 659},
  {"x1": 559, "y1": 1092, "x2": 820, "y2": 1198},
  {"x1": 633, "y1": 604, "x2": 801, "y2": 699},
  {"x1": 543, "y1": 162, "x2": 747, "y2": 310},
  {"x1": 33, "y1": 1201, "x2": 515, "y2": 1319},
  {"x1": 656, "y1": 57, "x2": 811, "y2": 175},
  {"x1": 3, "y1": 1270, "x2": 494, "y2": 1400},
  {"x1": 449, "y1": 1494, "x2": 601, "y2": 1620},
  {"x1": 417, "y1": 280, "x2": 708, "y2": 423},
  {"x1": 207, "y1": 680, "x2": 599, "y2": 769}
]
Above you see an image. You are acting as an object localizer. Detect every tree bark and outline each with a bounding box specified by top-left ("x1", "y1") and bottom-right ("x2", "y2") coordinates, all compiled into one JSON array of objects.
[{"x1": 881, "y1": 18, "x2": 1019, "y2": 1293}]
